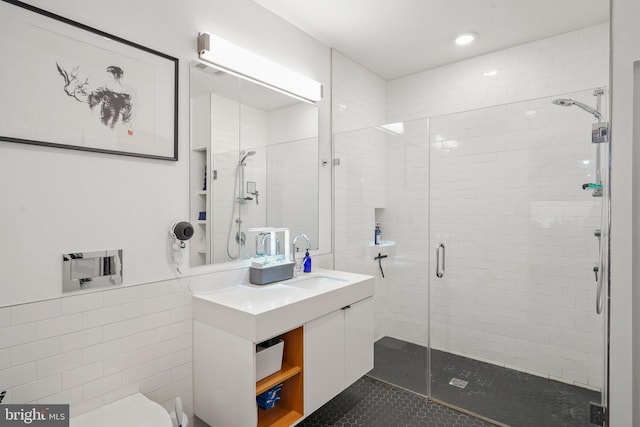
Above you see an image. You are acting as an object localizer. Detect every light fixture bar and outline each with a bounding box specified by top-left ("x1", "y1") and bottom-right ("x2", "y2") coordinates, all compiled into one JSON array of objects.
[{"x1": 197, "y1": 32, "x2": 323, "y2": 103}]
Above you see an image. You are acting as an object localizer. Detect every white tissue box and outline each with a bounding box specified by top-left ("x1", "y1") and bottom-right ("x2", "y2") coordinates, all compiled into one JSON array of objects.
[{"x1": 256, "y1": 339, "x2": 284, "y2": 381}]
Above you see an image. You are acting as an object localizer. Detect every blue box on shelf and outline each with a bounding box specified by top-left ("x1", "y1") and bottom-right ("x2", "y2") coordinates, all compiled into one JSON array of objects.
[{"x1": 256, "y1": 383, "x2": 283, "y2": 410}]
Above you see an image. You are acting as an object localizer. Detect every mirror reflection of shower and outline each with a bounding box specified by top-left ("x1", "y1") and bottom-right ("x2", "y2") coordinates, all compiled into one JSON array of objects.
[{"x1": 226, "y1": 149, "x2": 257, "y2": 260}]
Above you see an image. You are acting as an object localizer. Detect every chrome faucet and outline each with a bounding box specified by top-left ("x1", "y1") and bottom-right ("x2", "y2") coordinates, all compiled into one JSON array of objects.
[
  {"x1": 260, "y1": 233, "x2": 280, "y2": 256},
  {"x1": 292, "y1": 233, "x2": 311, "y2": 272}
]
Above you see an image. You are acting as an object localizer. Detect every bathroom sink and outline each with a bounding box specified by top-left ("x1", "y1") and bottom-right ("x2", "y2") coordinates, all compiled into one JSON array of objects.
[
  {"x1": 201, "y1": 283, "x2": 311, "y2": 315},
  {"x1": 193, "y1": 269, "x2": 374, "y2": 342},
  {"x1": 284, "y1": 275, "x2": 347, "y2": 292}
]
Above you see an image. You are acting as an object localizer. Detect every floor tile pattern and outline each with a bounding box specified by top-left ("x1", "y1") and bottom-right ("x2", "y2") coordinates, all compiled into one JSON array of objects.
[
  {"x1": 369, "y1": 337, "x2": 601, "y2": 427},
  {"x1": 298, "y1": 376, "x2": 494, "y2": 427}
]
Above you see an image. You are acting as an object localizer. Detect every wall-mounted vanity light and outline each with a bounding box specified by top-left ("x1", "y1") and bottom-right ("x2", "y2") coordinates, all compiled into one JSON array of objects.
[{"x1": 197, "y1": 32, "x2": 323, "y2": 103}]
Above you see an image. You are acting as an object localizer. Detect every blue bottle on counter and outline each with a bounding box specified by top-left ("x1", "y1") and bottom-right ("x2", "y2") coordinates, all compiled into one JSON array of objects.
[
  {"x1": 303, "y1": 250, "x2": 312, "y2": 273},
  {"x1": 374, "y1": 223, "x2": 382, "y2": 245}
]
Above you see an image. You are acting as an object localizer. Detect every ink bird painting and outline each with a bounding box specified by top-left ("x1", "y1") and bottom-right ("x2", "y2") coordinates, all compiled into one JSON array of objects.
[
  {"x1": 56, "y1": 63, "x2": 133, "y2": 129},
  {"x1": 0, "y1": 0, "x2": 178, "y2": 160}
]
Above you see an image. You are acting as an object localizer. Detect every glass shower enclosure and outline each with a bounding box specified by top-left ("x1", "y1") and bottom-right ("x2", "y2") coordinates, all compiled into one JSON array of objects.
[{"x1": 333, "y1": 88, "x2": 608, "y2": 427}]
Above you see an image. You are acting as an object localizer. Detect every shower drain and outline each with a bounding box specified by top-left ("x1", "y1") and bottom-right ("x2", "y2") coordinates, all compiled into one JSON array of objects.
[{"x1": 448, "y1": 378, "x2": 469, "y2": 389}]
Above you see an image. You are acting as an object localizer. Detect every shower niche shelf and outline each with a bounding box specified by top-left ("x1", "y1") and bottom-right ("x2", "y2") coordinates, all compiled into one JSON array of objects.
[
  {"x1": 190, "y1": 146, "x2": 209, "y2": 266},
  {"x1": 367, "y1": 240, "x2": 396, "y2": 258}
]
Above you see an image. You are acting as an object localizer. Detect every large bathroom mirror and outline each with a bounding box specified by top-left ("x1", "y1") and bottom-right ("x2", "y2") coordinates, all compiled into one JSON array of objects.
[{"x1": 189, "y1": 62, "x2": 321, "y2": 266}]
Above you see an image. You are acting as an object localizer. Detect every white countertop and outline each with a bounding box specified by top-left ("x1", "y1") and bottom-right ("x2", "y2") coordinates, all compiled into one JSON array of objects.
[{"x1": 193, "y1": 269, "x2": 374, "y2": 342}]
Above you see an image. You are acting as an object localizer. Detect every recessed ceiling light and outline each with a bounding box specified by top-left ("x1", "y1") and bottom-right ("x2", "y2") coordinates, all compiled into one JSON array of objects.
[
  {"x1": 483, "y1": 70, "x2": 498, "y2": 77},
  {"x1": 455, "y1": 33, "x2": 476, "y2": 46}
]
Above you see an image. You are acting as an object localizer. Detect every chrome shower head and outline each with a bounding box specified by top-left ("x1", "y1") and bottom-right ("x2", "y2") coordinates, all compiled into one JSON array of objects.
[
  {"x1": 552, "y1": 98, "x2": 604, "y2": 122},
  {"x1": 552, "y1": 98, "x2": 574, "y2": 107},
  {"x1": 239, "y1": 150, "x2": 256, "y2": 164}
]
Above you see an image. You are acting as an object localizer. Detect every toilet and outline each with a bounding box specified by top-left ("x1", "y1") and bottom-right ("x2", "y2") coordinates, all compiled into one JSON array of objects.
[{"x1": 70, "y1": 393, "x2": 172, "y2": 427}]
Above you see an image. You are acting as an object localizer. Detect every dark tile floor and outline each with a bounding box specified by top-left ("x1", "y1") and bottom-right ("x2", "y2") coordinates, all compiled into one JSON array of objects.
[
  {"x1": 369, "y1": 337, "x2": 601, "y2": 427},
  {"x1": 193, "y1": 376, "x2": 494, "y2": 427},
  {"x1": 193, "y1": 376, "x2": 493, "y2": 427},
  {"x1": 298, "y1": 376, "x2": 494, "y2": 427}
]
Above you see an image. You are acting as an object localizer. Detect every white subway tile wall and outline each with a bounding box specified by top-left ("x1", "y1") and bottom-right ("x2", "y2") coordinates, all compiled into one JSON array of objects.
[
  {"x1": 332, "y1": 50, "x2": 387, "y2": 134},
  {"x1": 332, "y1": 50, "x2": 388, "y2": 341},
  {"x1": 382, "y1": 121, "x2": 430, "y2": 346},
  {"x1": 267, "y1": 103, "x2": 321, "y2": 249},
  {"x1": 267, "y1": 138, "x2": 320, "y2": 247},
  {"x1": 429, "y1": 96, "x2": 604, "y2": 390},
  {"x1": 0, "y1": 273, "x2": 227, "y2": 421},
  {"x1": 332, "y1": 25, "x2": 608, "y2": 391},
  {"x1": 387, "y1": 24, "x2": 609, "y2": 122}
]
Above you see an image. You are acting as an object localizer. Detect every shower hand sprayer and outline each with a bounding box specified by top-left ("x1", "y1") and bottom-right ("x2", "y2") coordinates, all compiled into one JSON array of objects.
[
  {"x1": 552, "y1": 88, "x2": 608, "y2": 314},
  {"x1": 552, "y1": 88, "x2": 608, "y2": 198}
]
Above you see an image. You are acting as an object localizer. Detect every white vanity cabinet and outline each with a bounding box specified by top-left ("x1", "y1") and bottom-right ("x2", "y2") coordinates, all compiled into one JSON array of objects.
[
  {"x1": 344, "y1": 297, "x2": 375, "y2": 385},
  {"x1": 304, "y1": 297, "x2": 374, "y2": 415},
  {"x1": 192, "y1": 270, "x2": 374, "y2": 427}
]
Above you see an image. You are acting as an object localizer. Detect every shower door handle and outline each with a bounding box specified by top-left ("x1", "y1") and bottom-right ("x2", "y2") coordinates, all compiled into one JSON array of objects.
[
  {"x1": 436, "y1": 243, "x2": 445, "y2": 278},
  {"x1": 595, "y1": 228, "x2": 605, "y2": 315},
  {"x1": 596, "y1": 247, "x2": 605, "y2": 315}
]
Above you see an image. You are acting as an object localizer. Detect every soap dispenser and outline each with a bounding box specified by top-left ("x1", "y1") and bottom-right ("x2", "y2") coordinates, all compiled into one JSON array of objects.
[
  {"x1": 303, "y1": 250, "x2": 312, "y2": 273},
  {"x1": 374, "y1": 223, "x2": 382, "y2": 245}
]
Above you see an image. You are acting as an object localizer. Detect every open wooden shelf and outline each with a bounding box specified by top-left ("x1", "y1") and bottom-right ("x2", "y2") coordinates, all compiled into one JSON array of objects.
[
  {"x1": 256, "y1": 362, "x2": 302, "y2": 395},
  {"x1": 257, "y1": 406, "x2": 302, "y2": 427},
  {"x1": 256, "y1": 326, "x2": 304, "y2": 427}
]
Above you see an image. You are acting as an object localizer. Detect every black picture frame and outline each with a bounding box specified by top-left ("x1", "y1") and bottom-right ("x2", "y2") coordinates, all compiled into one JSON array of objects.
[{"x1": 0, "y1": 0, "x2": 179, "y2": 161}]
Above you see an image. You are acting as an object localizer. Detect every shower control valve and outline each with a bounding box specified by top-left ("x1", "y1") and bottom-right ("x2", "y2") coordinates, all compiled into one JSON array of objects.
[{"x1": 592, "y1": 122, "x2": 609, "y2": 144}]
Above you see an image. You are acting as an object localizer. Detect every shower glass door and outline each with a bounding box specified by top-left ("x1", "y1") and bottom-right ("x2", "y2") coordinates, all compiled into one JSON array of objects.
[
  {"x1": 428, "y1": 90, "x2": 607, "y2": 426},
  {"x1": 333, "y1": 119, "x2": 431, "y2": 395}
]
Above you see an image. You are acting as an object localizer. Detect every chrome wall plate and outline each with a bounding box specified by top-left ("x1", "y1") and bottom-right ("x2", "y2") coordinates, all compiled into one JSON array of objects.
[
  {"x1": 592, "y1": 122, "x2": 609, "y2": 144},
  {"x1": 62, "y1": 249, "x2": 122, "y2": 292}
]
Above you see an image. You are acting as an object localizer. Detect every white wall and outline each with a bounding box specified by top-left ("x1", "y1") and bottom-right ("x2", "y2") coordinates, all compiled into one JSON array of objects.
[
  {"x1": 382, "y1": 122, "x2": 429, "y2": 345},
  {"x1": 0, "y1": 278, "x2": 193, "y2": 417},
  {"x1": 331, "y1": 50, "x2": 388, "y2": 340},
  {"x1": 0, "y1": 0, "x2": 331, "y2": 307},
  {"x1": 610, "y1": 0, "x2": 639, "y2": 424},
  {"x1": 332, "y1": 50, "x2": 387, "y2": 134},
  {"x1": 387, "y1": 24, "x2": 609, "y2": 121},
  {"x1": 0, "y1": 0, "x2": 331, "y2": 421}
]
